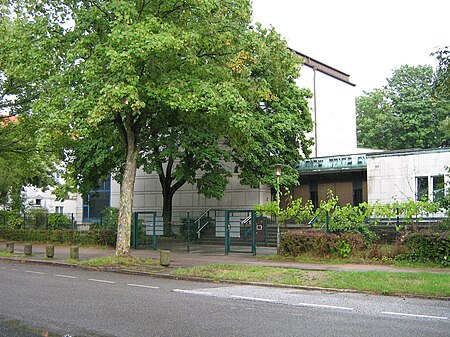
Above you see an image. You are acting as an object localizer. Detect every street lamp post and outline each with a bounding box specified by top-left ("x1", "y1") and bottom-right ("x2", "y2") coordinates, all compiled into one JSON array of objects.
[{"x1": 274, "y1": 164, "x2": 282, "y2": 254}]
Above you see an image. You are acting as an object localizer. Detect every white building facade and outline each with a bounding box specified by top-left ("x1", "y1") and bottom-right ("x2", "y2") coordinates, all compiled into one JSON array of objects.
[{"x1": 367, "y1": 149, "x2": 450, "y2": 204}]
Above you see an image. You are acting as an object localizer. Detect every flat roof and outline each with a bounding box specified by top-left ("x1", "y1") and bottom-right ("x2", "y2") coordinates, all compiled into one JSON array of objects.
[
  {"x1": 366, "y1": 147, "x2": 450, "y2": 158},
  {"x1": 297, "y1": 154, "x2": 367, "y2": 173},
  {"x1": 290, "y1": 49, "x2": 356, "y2": 87}
]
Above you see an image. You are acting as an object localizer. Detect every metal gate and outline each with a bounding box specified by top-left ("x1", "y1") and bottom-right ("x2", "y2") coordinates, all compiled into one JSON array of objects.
[
  {"x1": 225, "y1": 210, "x2": 256, "y2": 255},
  {"x1": 132, "y1": 211, "x2": 163, "y2": 249}
]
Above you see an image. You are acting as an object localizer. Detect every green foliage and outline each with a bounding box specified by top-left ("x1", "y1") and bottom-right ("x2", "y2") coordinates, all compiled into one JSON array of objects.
[
  {"x1": 396, "y1": 231, "x2": 450, "y2": 266},
  {"x1": 311, "y1": 191, "x2": 374, "y2": 243},
  {"x1": 0, "y1": 0, "x2": 313, "y2": 252},
  {"x1": 255, "y1": 189, "x2": 315, "y2": 225},
  {"x1": 25, "y1": 209, "x2": 48, "y2": 229},
  {"x1": 436, "y1": 167, "x2": 450, "y2": 215},
  {"x1": 46, "y1": 213, "x2": 72, "y2": 230},
  {"x1": 0, "y1": 210, "x2": 23, "y2": 228},
  {"x1": 258, "y1": 189, "x2": 446, "y2": 246},
  {"x1": 90, "y1": 207, "x2": 119, "y2": 231},
  {"x1": 356, "y1": 64, "x2": 450, "y2": 149},
  {"x1": 180, "y1": 217, "x2": 196, "y2": 241},
  {"x1": 0, "y1": 228, "x2": 116, "y2": 246},
  {"x1": 433, "y1": 46, "x2": 450, "y2": 97},
  {"x1": 0, "y1": 116, "x2": 58, "y2": 210},
  {"x1": 280, "y1": 230, "x2": 365, "y2": 258}
]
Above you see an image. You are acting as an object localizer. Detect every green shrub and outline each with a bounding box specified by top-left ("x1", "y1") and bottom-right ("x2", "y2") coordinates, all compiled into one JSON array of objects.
[
  {"x1": 280, "y1": 230, "x2": 365, "y2": 258},
  {"x1": 47, "y1": 213, "x2": 73, "y2": 230},
  {"x1": 25, "y1": 209, "x2": 48, "y2": 229},
  {"x1": 0, "y1": 228, "x2": 116, "y2": 246},
  {"x1": 0, "y1": 210, "x2": 24, "y2": 229},
  {"x1": 395, "y1": 231, "x2": 450, "y2": 266},
  {"x1": 90, "y1": 207, "x2": 118, "y2": 231}
]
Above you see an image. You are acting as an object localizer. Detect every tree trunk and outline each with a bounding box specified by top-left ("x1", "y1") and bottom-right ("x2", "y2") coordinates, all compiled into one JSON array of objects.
[
  {"x1": 159, "y1": 168, "x2": 186, "y2": 237},
  {"x1": 116, "y1": 146, "x2": 138, "y2": 256},
  {"x1": 162, "y1": 188, "x2": 173, "y2": 236}
]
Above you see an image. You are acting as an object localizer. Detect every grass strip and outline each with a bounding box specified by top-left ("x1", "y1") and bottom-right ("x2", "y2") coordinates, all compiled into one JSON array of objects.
[
  {"x1": 64, "y1": 255, "x2": 163, "y2": 271},
  {"x1": 172, "y1": 264, "x2": 450, "y2": 297},
  {"x1": 261, "y1": 254, "x2": 445, "y2": 269}
]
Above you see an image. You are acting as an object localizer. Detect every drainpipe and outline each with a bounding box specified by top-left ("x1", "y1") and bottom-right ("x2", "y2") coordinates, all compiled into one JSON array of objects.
[{"x1": 313, "y1": 66, "x2": 318, "y2": 157}]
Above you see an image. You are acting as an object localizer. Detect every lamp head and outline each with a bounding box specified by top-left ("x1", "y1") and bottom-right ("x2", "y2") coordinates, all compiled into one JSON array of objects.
[{"x1": 274, "y1": 164, "x2": 282, "y2": 177}]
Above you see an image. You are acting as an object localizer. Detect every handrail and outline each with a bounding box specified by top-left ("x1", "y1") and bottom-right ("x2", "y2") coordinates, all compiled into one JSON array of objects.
[
  {"x1": 241, "y1": 215, "x2": 252, "y2": 225},
  {"x1": 195, "y1": 208, "x2": 212, "y2": 239},
  {"x1": 194, "y1": 208, "x2": 211, "y2": 226}
]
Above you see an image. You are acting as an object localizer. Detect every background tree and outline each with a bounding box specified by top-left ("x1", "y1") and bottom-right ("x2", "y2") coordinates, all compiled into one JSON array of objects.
[
  {"x1": 0, "y1": 115, "x2": 57, "y2": 211},
  {"x1": 1, "y1": 0, "x2": 312, "y2": 254},
  {"x1": 433, "y1": 47, "x2": 450, "y2": 136},
  {"x1": 356, "y1": 65, "x2": 450, "y2": 150}
]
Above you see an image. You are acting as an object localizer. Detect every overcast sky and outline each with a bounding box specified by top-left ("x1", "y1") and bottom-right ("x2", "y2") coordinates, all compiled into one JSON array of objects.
[{"x1": 252, "y1": 0, "x2": 449, "y2": 95}]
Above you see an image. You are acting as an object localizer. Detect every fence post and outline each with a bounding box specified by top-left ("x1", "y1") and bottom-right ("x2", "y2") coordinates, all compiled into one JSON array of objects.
[
  {"x1": 6, "y1": 242, "x2": 14, "y2": 254},
  {"x1": 187, "y1": 211, "x2": 190, "y2": 253},
  {"x1": 24, "y1": 243, "x2": 32, "y2": 256},
  {"x1": 70, "y1": 246, "x2": 79, "y2": 260},
  {"x1": 396, "y1": 208, "x2": 400, "y2": 228},
  {"x1": 160, "y1": 250, "x2": 171, "y2": 266},
  {"x1": 326, "y1": 211, "x2": 330, "y2": 234},
  {"x1": 46, "y1": 245, "x2": 54, "y2": 258}
]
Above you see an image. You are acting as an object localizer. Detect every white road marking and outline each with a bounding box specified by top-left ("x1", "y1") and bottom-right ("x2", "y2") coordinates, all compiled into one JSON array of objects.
[
  {"x1": 54, "y1": 274, "x2": 78, "y2": 279},
  {"x1": 382, "y1": 311, "x2": 448, "y2": 320},
  {"x1": 88, "y1": 278, "x2": 115, "y2": 284},
  {"x1": 11, "y1": 268, "x2": 18, "y2": 271},
  {"x1": 173, "y1": 289, "x2": 213, "y2": 296},
  {"x1": 24, "y1": 270, "x2": 45, "y2": 275},
  {"x1": 230, "y1": 295, "x2": 277, "y2": 303},
  {"x1": 293, "y1": 302, "x2": 354, "y2": 311},
  {"x1": 127, "y1": 283, "x2": 159, "y2": 289}
]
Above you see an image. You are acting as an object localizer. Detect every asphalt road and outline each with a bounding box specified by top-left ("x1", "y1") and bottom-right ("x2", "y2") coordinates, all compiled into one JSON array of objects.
[{"x1": 0, "y1": 260, "x2": 448, "y2": 337}]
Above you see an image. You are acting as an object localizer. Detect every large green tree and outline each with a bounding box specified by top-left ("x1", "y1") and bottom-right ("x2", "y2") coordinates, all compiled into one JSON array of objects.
[
  {"x1": 356, "y1": 64, "x2": 450, "y2": 150},
  {"x1": 1, "y1": 0, "x2": 312, "y2": 255}
]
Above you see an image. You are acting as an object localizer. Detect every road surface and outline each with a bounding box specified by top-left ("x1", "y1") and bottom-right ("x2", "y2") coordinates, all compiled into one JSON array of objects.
[{"x1": 0, "y1": 260, "x2": 448, "y2": 336}]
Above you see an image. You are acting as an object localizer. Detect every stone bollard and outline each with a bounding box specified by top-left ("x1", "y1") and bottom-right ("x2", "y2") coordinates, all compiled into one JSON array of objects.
[
  {"x1": 46, "y1": 245, "x2": 54, "y2": 258},
  {"x1": 6, "y1": 242, "x2": 14, "y2": 254},
  {"x1": 24, "y1": 243, "x2": 32, "y2": 256},
  {"x1": 70, "y1": 246, "x2": 79, "y2": 260},
  {"x1": 160, "y1": 250, "x2": 171, "y2": 267}
]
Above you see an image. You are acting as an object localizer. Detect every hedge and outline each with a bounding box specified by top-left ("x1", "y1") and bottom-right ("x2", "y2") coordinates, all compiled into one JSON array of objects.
[
  {"x1": 280, "y1": 230, "x2": 366, "y2": 258},
  {"x1": 0, "y1": 228, "x2": 116, "y2": 247},
  {"x1": 396, "y1": 231, "x2": 449, "y2": 266}
]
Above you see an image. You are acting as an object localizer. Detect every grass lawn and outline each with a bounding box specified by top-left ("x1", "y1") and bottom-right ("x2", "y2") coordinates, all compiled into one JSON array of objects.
[
  {"x1": 172, "y1": 263, "x2": 450, "y2": 297},
  {"x1": 260, "y1": 254, "x2": 446, "y2": 269},
  {"x1": 64, "y1": 255, "x2": 165, "y2": 271}
]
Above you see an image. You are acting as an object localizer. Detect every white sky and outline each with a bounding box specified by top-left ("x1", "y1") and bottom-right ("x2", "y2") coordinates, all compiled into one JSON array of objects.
[{"x1": 252, "y1": 0, "x2": 450, "y2": 95}]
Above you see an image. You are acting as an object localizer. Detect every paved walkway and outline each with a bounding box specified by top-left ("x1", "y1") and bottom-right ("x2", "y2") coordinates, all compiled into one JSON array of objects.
[{"x1": 1, "y1": 241, "x2": 449, "y2": 274}]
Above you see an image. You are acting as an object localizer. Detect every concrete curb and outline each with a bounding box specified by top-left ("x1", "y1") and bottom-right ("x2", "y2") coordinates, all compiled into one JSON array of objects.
[{"x1": 1, "y1": 256, "x2": 449, "y2": 302}]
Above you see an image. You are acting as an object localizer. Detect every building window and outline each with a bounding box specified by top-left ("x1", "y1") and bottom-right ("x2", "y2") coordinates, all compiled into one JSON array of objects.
[
  {"x1": 432, "y1": 175, "x2": 445, "y2": 201},
  {"x1": 83, "y1": 178, "x2": 111, "y2": 222},
  {"x1": 35, "y1": 199, "x2": 42, "y2": 206},
  {"x1": 416, "y1": 177, "x2": 428, "y2": 201},
  {"x1": 55, "y1": 206, "x2": 64, "y2": 214}
]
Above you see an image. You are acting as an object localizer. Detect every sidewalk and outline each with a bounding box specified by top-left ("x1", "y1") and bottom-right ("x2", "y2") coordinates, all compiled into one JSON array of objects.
[{"x1": 1, "y1": 241, "x2": 449, "y2": 274}]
